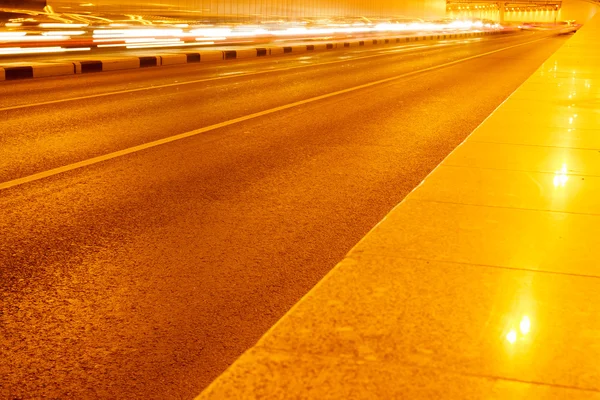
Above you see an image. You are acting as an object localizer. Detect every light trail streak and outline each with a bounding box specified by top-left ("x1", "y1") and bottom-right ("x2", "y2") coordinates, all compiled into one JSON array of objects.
[
  {"x1": 0, "y1": 46, "x2": 90, "y2": 55},
  {"x1": 1, "y1": 35, "x2": 71, "y2": 41},
  {"x1": 39, "y1": 23, "x2": 89, "y2": 28},
  {"x1": 0, "y1": 13, "x2": 504, "y2": 56},
  {"x1": 42, "y1": 31, "x2": 87, "y2": 36}
]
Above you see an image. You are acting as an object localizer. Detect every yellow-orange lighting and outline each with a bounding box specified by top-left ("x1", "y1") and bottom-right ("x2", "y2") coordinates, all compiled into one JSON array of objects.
[
  {"x1": 520, "y1": 316, "x2": 531, "y2": 334},
  {"x1": 506, "y1": 329, "x2": 517, "y2": 344},
  {"x1": 554, "y1": 164, "x2": 569, "y2": 187}
]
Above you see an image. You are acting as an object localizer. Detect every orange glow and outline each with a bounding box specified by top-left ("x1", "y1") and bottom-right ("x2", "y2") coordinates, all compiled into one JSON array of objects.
[
  {"x1": 553, "y1": 164, "x2": 568, "y2": 188},
  {"x1": 520, "y1": 316, "x2": 531, "y2": 335},
  {"x1": 506, "y1": 329, "x2": 517, "y2": 344}
]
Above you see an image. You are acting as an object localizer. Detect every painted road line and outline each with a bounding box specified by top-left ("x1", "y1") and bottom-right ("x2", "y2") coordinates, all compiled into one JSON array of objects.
[{"x1": 0, "y1": 36, "x2": 550, "y2": 191}]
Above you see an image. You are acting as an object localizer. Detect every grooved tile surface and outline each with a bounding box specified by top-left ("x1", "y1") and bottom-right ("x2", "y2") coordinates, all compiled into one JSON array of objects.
[{"x1": 197, "y1": 14, "x2": 600, "y2": 399}]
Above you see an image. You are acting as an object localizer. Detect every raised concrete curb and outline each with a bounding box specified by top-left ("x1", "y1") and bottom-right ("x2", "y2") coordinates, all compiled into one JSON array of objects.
[
  {"x1": 0, "y1": 62, "x2": 77, "y2": 80},
  {"x1": 0, "y1": 30, "x2": 511, "y2": 82}
]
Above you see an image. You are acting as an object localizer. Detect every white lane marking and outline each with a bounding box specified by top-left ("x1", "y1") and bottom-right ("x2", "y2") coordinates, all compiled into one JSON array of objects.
[
  {"x1": 379, "y1": 44, "x2": 440, "y2": 54},
  {"x1": 0, "y1": 35, "x2": 515, "y2": 112},
  {"x1": 0, "y1": 36, "x2": 548, "y2": 191}
]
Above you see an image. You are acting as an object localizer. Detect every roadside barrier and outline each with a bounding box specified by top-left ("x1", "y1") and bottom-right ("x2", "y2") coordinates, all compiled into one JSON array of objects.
[{"x1": 0, "y1": 29, "x2": 515, "y2": 82}]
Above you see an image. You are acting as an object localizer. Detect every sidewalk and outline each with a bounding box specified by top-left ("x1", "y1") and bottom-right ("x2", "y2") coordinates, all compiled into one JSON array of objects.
[{"x1": 197, "y1": 11, "x2": 600, "y2": 399}]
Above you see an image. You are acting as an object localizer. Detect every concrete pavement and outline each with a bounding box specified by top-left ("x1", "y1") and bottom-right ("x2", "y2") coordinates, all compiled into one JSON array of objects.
[{"x1": 197, "y1": 12, "x2": 600, "y2": 399}]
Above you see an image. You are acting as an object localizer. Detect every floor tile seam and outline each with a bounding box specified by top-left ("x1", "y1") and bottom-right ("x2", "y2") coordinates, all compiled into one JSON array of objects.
[
  {"x1": 434, "y1": 162, "x2": 600, "y2": 177},
  {"x1": 346, "y1": 253, "x2": 600, "y2": 280},
  {"x1": 530, "y1": 68, "x2": 600, "y2": 71},
  {"x1": 249, "y1": 345, "x2": 600, "y2": 394},
  {"x1": 514, "y1": 92, "x2": 600, "y2": 97},
  {"x1": 504, "y1": 88, "x2": 600, "y2": 93},
  {"x1": 523, "y1": 80, "x2": 600, "y2": 84},
  {"x1": 529, "y1": 77, "x2": 600, "y2": 81},
  {"x1": 536, "y1": 63, "x2": 600, "y2": 66},
  {"x1": 477, "y1": 121, "x2": 595, "y2": 131},
  {"x1": 405, "y1": 196, "x2": 600, "y2": 217},
  {"x1": 494, "y1": 105, "x2": 600, "y2": 113},
  {"x1": 517, "y1": 74, "x2": 600, "y2": 78},
  {"x1": 513, "y1": 80, "x2": 600, "y2": 84},
  {"x1": 509, "y1": 96, "x2": 600, "y2": 102},
  {"x1": 440, "y1": 162, "x2": 600, "y2": 178},
  {"x1": 475, "y1": 98, "x2": 600, "y2": 112},
  {"x1": 468, "y1": 139, "x2": 600, "y2": 151},
  {"x1": 515, "y1": 82, "x2": 600, "y2": 88}
]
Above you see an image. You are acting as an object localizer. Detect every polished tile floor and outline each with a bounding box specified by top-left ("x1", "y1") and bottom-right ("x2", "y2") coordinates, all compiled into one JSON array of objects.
[{"x1": 198, "y1": 16, "x2": 600, "y2": 399}]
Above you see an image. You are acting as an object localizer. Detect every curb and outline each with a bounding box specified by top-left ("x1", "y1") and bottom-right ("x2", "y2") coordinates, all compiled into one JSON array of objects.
[{"x1": 0, "y1": 30, "x2": 511, "y2": 82}]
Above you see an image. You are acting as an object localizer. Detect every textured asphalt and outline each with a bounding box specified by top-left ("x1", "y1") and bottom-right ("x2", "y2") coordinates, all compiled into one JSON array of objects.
[{"x1": 0, "y1": 32, "x2": 570, "y2": 399}]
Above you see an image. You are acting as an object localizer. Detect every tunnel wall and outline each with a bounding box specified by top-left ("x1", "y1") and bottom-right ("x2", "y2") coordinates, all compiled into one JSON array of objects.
[
  {"x1": 46, "y1": 0, "x2": 445, "y2": 20},
  {"x1": 447, "y1": 8, "x2": 500, "y2": 21},
  {"x1": 448, "y1": 8, "x2": 560, "y2": 23},
  {"x1": 560, "y1": 0, "x2": 599, "y2": 23},
  {"x1": 503, "y1": 9, "x2": 559, "y2": 23},
  {"x1": 448, "y1": 0, "x2": 598, "y2": 24}
]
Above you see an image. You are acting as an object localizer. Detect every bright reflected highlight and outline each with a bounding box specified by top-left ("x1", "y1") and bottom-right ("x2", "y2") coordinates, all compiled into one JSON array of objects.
[
  {"x1": 553, "y1": 164, "x2": 569, "y2": 187},
  {"x1": 506, "y1": 329, "x2": 517, "y2": 344},
  {"x1": 520, "y1": 316, "x2": 531, "y2": 334}
]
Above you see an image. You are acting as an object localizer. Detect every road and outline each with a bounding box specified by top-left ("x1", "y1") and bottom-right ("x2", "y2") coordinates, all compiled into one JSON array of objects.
[{"x1": 0, "y1": 31, "x2": 570, "y2": 399}]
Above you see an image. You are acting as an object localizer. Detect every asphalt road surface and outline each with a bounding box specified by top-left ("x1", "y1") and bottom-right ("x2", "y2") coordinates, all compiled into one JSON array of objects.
[{"x1": 1, "y1": 31, "x2": 570, "y2": 399}]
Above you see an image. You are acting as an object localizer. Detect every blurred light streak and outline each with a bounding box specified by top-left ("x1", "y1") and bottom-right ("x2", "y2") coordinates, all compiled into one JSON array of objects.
[
  {"x1": 93, "y1": 29, "x2": 184, "y2": 38},
  {"x1": 42, "y1": 31, "x2": 86, "y2": 36},
  {"x1": 1, "y1": 16, "x2": 505, "y2": 55},
  {"x1": 0, "y1": 33, "x2": 28, "y2": 39},
  {"x1": 195, "y1": 37, "x2": 226, "y2": 41},
  {"x1": 39, "y1": 23, "x2": 88, "y2": 28},
  {"x1": 1, "y1": 36, "x2": 71, "y2": 41},
  {"x1": 0, "y1": 47, "x2": 90, "y2": 55},
  {"x1": 126, "y1": 42, "x2": 214, "y2": 48}
]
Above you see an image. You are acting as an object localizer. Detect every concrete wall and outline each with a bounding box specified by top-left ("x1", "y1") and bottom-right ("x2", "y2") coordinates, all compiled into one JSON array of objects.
[{"x1": 47, "y1": 0, "x2": 445, "y2": 20}]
